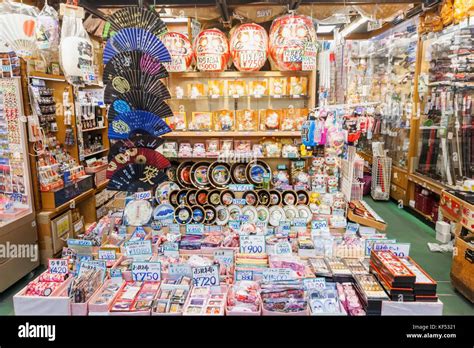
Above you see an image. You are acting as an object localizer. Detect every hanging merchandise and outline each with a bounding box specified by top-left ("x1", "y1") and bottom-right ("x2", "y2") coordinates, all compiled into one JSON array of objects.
[
  {"x1": 230, "y1": 23, "x2": 268, "y2": 72},
  {"x1": 59, "y1": 13, "x2": 94, "y2": 85},
  {"x1": 161, "y1": 32, "x2": 194, "y2": 72},
  {"x1": 0, "y1": 0, "x2": 38, "y2": 59},
  {"x1": 269, "y1": 14, "x2": 317, "y2": 71},
  {"x1": 35, "y1": 1, "x2": 59, "y2": 63},
  {"x1": 194, "y1": 29, "x2": 230, "y2": 72},
  {"x1": 107, "y1": 7, "x2": 168, "y2": 39}
]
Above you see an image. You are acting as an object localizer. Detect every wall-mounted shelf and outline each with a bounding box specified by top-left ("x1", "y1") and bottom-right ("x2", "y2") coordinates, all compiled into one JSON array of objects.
[
  {"x1": 82, "y1": 126, "x2": 107, "y2": 133},
  {"x1": 83, "y1": 148, "x2": 109, "y2": 158},
  {"x1": 169, "y1": 71, "x2": 313, "y2": 79},
  {"x1": 162, "y1": 131, "x2": 301, "y2": 138}
]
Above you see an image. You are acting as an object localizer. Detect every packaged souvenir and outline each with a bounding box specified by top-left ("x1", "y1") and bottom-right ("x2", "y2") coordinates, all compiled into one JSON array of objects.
[
  {"x1": 208, "y1": 80, "x2": 225, "y2": 97},
  {"x1": 248, "y1": 80, "x2": 268, "y2": 97},
  {"x1": 261, "y1": 138, "x2": 281, "y2": 157},
  {"x1": 226, "y1": 281, "x2": 261, "y2": 314},
  {"x1": 167, "y1": 112, "x2": 187, "y2": 131},
  {"x1": 259, "y1": 109, "x2": 281, "y2": 131},
  {"x1": 213, "y1": 110, "x2": 234, "y2": 131},
  {"x1": 236, "y1": 109, "x2": 258, "y2": 131},
  {"x1": 288, "y1": 76, "x2": 308, "y2": 95},
  {"x1": 178, "y1": 143, "x2": 193, "y2": 158},
  {"x1": 230, "y1": 23, "x2": 268, "y2": 72},
  {"x1": 272, "y1": 165, "x2": 290, "y2": 189},
  {"x1": 234, "y1": 140, "x2": 252, "y2": 155},
  {"x1": 227, "y1": 80, "x2": 247, "y2": 97},
  {"x1": 327, "y1": 175, "x2": 339, "y2": 193},
  {"x1": 162, "y1": 142, "x2": 178, "y2": 158},
  {"x1": 252, "y1": 144, "x2": 264, "y2": 157},
  {"x1": 187, "y1": 82, "x2": 205, "y2": 98},
  {"x1": 174, "y1": 86, "x2": 185, "y2": 99},
  {"x1": 282, "y1": 144, "x2": 299, "y2": 158},
  {"x1": 294, "y1": 108, "x2": 308, "y2": 130},
  {"x1": 291, "y1": 160, "x2": 310, "y2": 190},
  {"x1": 192, "y1": 143, "x2": 206, "y2": 158},
  {"x1": 194, "y1": 29, "x2": 230, "y2": 72},
  {"x1": 206, "y1": 139, "x2": 220, "y2": 157},
  {"x1": 220, "y1": 139, "x2": 234, "y2": 155},
  {"x1": 190, "y1": 112, "x2": 212, "y2": 131},
  {"x1": 269, "y1": 78, "x2": 287, "y2": 96},
  {"x1": 280, "y1": 110, "x2": 296, "y2": 131}
]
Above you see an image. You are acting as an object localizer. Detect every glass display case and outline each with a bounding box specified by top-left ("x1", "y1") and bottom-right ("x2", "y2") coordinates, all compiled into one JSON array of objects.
[{"x1": 415, "y1": 23, "x2": 474, "y2": 187}]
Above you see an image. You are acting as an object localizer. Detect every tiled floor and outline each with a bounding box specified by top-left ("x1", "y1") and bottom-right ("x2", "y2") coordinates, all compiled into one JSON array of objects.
[{"x1": 0, "y1": 198, "x2": 473, "y2": 315}]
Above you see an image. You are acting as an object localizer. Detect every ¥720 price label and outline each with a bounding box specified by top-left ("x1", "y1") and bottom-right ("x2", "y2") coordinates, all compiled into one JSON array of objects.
[{"x1": 192, "y1": 265, "x2": 219, "y2": 287}]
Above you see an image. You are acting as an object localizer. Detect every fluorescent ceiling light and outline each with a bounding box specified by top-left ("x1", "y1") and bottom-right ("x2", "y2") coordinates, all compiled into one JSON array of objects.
[
  {"x1": 161, "y1": 18, "x2": 188, "y2": 23},
  {"x1": 339, "y1": 16, "x2": 369, "y2": 38},
  {"x1": 317, "y1": 25, "x2": 336, "y2": 34}
]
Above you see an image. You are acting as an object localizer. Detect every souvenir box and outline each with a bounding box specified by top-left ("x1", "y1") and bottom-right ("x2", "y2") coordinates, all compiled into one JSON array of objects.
[
  {"x1": 208, "y1": 80, "x2": 225, "y2": 97},
  {"x1": 152, "y1": 278, "x2": 192, "y2": 316},
  {"x1": 109, "y1": 281, "x2": 160, "y2": 316},
  {"x1": 440, "y1": 191, "x2": 462, "y2": 222},
  {"x1": 236, "y1": 109, "x2": 258, "y2": 131},
  {"x1": 225, "y1": 281, "x2": 262, "y2": 316},
  {"x1": 261, "y1": 285, "x2": 309, "y2": 316},
  {"x1": 71, "y1": 280, "x2": 105, "y2": 316},
  {"x1": 269, "y1": 78, "x2": 287, "y2": 96},
  {"x1": 13, "y1": 271, "x2": 73, "y2": 315},
  {"x1": 213, "y1": 110, "x2": 235, "y2": 131},
  {"x1": 400, "y1": 257, "x2": 437, "y2": 297},
  {"x1": 88, "y1": 278, "x2": 125, "y2": 315},
  {"x1": 41, "y1": 175, "x2": 94, "y2": 209},
  {"x1": 370, "y1": 251, "x2": 416, "y2": 287},
  {"x1": 370, "y1": 260, "x2": 414, "y2": 301},
  {"x1": 325, "y1": 257, "x2": 352, "y2": 282},
  {"x1": 308, "y1": 283, "x2": 347, "y2": 316},
  {"x1": 348, "y1": 200, "x2": 387, "y2": 231},
  {"x1": 182, "y1": 285, "x2": 228, "y2": 316},
  {"x1": 187, "y1": 82, "x2": 205, "y2": 98},
  {"x1": 191, "y1": 112, "x2": 213, "y2": 131},
  {"x1": 227, "y1": 80, "x2": 247, "y2": 97},
  {"x1": 353, "y1": 274, "x2": 389, "y2": 315},
  {"x1": 248, "y1": 80, "x2": 268, "y2": 97},
  {"x1": 167, "y1": 112, "x2": 187, "y2": 131},
  {"x1": 288, "y1": 76, "x2": 308, "y2": 96},
  {"x1": 259, "y1": 109, "x2": 282, "y2": 131}
]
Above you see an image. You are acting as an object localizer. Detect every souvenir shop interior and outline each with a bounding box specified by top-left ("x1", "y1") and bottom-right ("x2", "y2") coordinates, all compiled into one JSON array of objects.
[{"x1": 0, "y1": 0, "x2": 473, "y2": 318}]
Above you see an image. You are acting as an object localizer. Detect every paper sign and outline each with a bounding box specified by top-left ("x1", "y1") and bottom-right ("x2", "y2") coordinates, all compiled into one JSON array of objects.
[
  {"x1": 129, "y1": 226, "x2": 146, "y2": 241},
  {"x1": 48, "y1": 259, "x2": 68, "y2": 275},
  {"x1": 229, "y1": 220, "x2": 242, "y2": 230},
  {"x1": 192, "y1": 265, "x2": 220, "y2": 287},
  {"x1": 345, "y1": 222, "x2": 359, "y2": 235},
  {"x1": 275, "y1": 241, "x2": 292, "y2": 255},
  {"x1": 372, "y1": 242, "x2": 411, "y2": 258},
  {"x1": 303, "y1": 278, "x2": 326, "y2": 291},
  {"x1": 163, "y1": 242, "x2": 179, "y2": 257},
  {"x1": 131, "y1": 261, "x2": 161, "y2": 281},
  {"x1": 228, "y1": 184, "x2": 254, "y2": 192},
  {"x1": 169, "y1": 224, "x2": 181, "y2": 234},
  {"x1": 78, "y1": 260, "x2": 106, "y2": 279},
  {"x1": 67, "y1": 239, "x2": 93, "y2": 247},
  {"x1": 235, "y1": 270, "x2": 254, "y2": 281},
  {"x1": 214, "y1": 249, "x2": 234, "y2": 267},
  {"x1": 365, "y1": 239, "x2": 396, "y2": 256},
  {"x1": 98, "y1": 249, "x2": 116, "y2": 261},
  {"x1": 186, "y1": 224, "x2": 204, "y2": 236},
  {"x1": 292, "y1": 218, "x2": 307, "y2": 227},
  {"x1": 240, "y1": 235, "x2": 266, "y2": 254},
  {"x1": 169, "y1": 263, "x2": 193, "y2": 278},
  {"x1": 110, "y1": 268, "x2": 122, "y2": 278},
  {"x1": 277, "y1": 221, "x2": 291, "y2": 237},
  {"x1": 134, "y1": 191, "x2": 152, "y2": 200},
  {"x1": 262, "y1": 268, "x2": 295, "y2": 283},
  {"x1": 239, "y1": 214, "x2": 250, "y2": 223},
  {"x1": 125, "y1": 240, "x2": 152, "y2": 261},
  {"x1": 311, "y1": 219, "x2": 329, "y2": 233},
  {"x1": 302, "y1": 42, "x2": 317, "y2": 71},
  {"x1": 233, "y1": 199, "x2": 247, "y2": 205}
]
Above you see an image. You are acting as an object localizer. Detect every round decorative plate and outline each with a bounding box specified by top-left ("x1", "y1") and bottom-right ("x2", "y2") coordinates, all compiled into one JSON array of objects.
[
  {"x1": 297, "y1": 205, "x2": 313, "y2": 223},
  {"x1": 155, "y1": 181, "x2": 180, "y2": 204},
  {"x1": 227, "y1": 204, "x2": 242, "y2": 221},
  {"x1": 220, "y1": 189, "x2": 235, "y2": 206},
  {"x1": 191, "y1": 205, "x2": 206, "y2": 223},
  {"x1": 296, "y1": 190, "x2": 310, "y2": 205},
  {"x1": 190, "y1": 161, "x2": 211, "y2": 188},
  {"x1": 208, "y1": 189, "x2": 222, "y2": 206},
  {"x1": 283, "y1": 205, "x2": 298, "y2": 221},
  {"x1": 169, "y1": 189, "x2": 180, "y2": 207},
  {"x1": 176, "y1": 161, "x2": 195, "y2": 188},
  {"x1": 175, "y1": 205, "x2": 192, "y2": 225},
  {"x1": 282, "y1": 190, "x2": 297, "y2": 206},
  {"x1": 208, "y1": 162, "x2": 231, "y2": 188},
  {"x1": 257, "y1": 190, "x2": 270, "y2": 206},
  {"x1": 177, "y1": 189, "x2": 189, "y2": 205},
  {"x1": 124, "y1": 200, "x2": 153, "y2": 226},
  {"x1": 215, "y1": 205, "x2": 230, "y2": 225},
  {"x1": 203, "y1": 205, "x2": 217, "y2": 224},
  {"x1": 246, "y1": 160, "x2": 271, "y2": 188},
  {"x1": 230, "y1": 163, "x2": 248, "y2": 184},
  {"x1": 242, "y1": 206, "x2": 258, "y2": 223},
  {"x1": 269, "y1": 190, "x2": 282, "y2": 206},
  {"x1": 186, "y1": 189, "x2": 198, "y2": 206},
  {"x1": 256, "y1": 206, "x2": 270, "y2": 224},
  {"x1": 153, "y1": 203, "x2": 175, "y2": 221},
  {"x1": 242, "y1": 190, "x2": 258, "y2": 206},
  {"x1": 196, "y1": 189, "x2": 208, "y2": 205},
  {"x1": 268, "y1": 206, "x2": 285, "y2": 227},
  {"x1": 165, "y1": 161, "x2": 180, "y2": 183}
]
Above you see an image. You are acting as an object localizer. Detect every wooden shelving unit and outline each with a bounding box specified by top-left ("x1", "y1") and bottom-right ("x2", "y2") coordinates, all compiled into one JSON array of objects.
[{"x1": 162, "y1": 131, "x2": 301, "y2": 138}]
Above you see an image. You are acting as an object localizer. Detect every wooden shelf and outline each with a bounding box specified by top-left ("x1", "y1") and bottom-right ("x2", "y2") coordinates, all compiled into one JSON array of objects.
[
  {"x1": 96, "y1": 180, "x2": 109, "y2": 192},
  {"x1": 83, "y1": 148, "x2": 109, "y2": 158},
  {"x1": 28, "y1": 71, "x2": 66, "y2": 82},
  {"x1": 82, "y1": 126, "x2": 106, "y2": 133},
  {"x1": 410, "y1": 206, "x2": 434, "y2": 222},
  {"x1": 170, "y1": 95, "x2": 308, "y2": 101},
  {"x1": 168, "y1": 71, "x2": 312, "y2": 78},
  {"x1": 163, "y1": 131, "x2": 301, "y2": 138},
  {"x1": 37, "y1": 188, "x2": 95, "y2": 219},
  {"x1": 408, "y1": 173, "x2": 446, "y2": 195}
]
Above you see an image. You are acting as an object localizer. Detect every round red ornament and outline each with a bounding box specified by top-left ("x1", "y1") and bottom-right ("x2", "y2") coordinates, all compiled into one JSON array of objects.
[
  {"x1": 230, "y1": 23, "x2": 268, "y2": 72},
  {"x1": 269, "y1": 14, "x2": 317, "y2": 71},
  {"x1": 194, "y1": 29, "x2": 230, "y2": 72},
  {"x1": 161, "y1": 32, "x2": 194, "y2": 72}
]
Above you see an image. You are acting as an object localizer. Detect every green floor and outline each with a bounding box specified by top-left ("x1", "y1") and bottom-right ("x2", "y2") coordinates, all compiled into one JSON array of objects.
[{"x1": 0, "y1": 198, "x2": 473, "y2": 315}]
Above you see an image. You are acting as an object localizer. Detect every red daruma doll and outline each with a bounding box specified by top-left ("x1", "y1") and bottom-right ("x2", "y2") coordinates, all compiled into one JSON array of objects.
[
  {"x1": 194, "y1": 29, "x2": 230, "y2": 72},
  {"x1": 161, "y1": 32, "x2": 194, "y2": 72},
  {"x1": 269, "y1": 14, "x2": 317, "y2": 71},
  {"x1": 230, "y1": 23, "x2": 268, "y2": 72}
]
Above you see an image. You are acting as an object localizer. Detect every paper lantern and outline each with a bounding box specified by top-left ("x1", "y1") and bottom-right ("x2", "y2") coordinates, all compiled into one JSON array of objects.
[
  {"x1": 269, "y1": 14, "x2": 317, "y2": 71},
  {"x1": 230, "y1": 23, "x2": 268, "y2": 72},
  {"x1": 161, "y1": 32, "x2": 193, "y2": 72},
  {"x1": 194, "y1": 29, "x2": 229, "y2": 72}
]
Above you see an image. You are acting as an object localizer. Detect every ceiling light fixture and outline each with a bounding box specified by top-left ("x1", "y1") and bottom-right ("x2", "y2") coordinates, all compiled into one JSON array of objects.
[
  {"x1": 317, "y1": 25, "x2": 336, "y2": 34},
  {"x1": 339, "y1": 16, "x2": 369, "y2": 38}
]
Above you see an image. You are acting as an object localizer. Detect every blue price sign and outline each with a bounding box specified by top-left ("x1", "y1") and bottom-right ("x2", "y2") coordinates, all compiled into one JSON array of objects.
[
  {"x1": 186, "y1": 224, "x2": 204, "y2": 236},
  {"x1": 235, "y1": 270, "x2": 254, "y2": 281}
]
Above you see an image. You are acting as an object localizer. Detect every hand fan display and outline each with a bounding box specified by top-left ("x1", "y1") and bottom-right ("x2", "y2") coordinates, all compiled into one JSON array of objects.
[
  {"x1": 161, "y1": 32, "x2": 194, "y2": 72},
  {"x1": 107, "y1": 147, "x2": 170, "y2": 179},
  {"x1": 230, "y1": 23, "x2": 268, "y2": 72},
  {"x1": 0, "y1": 13, "x2": 37, "y2": 58},
  {"x1": 103, "y1": 50, "x2": 168, "y2": 84},
  {"x1": 269, "y1": 14, "x2": 317, "y2": 71},
  {"x1": 106, "y1": 91, "x2": 173, "y2": 121},
  {"x1": 108, "y1": 110, "x2": 171, "y2": 140},
  {"x1": 194, "y1": 29, "x2": 230, "y2": 72},
  {"x1": 108, "y1": 7, "x2": 168, "y2": 38},
  {"x1": 103, "y1": 28, "x2": 171, "y2": 64},
  {"x1": 107, "y1": 163, "x2": 168, "y2": 192},
  {"x1": 104, "y1": 77, "x2": 170, "y2": 104},
  {"x1": 108, "y1": 135, "x2": 165, "y2": 161}
]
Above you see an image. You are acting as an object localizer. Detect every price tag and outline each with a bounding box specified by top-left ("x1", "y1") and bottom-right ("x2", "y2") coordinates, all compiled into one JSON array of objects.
[
  {"x1": 292, "y1": 218, "x2": 307, "y2": 227},
  {"x1": 48, "y1": 259, "x2": 69, "y2": 275},
  {"x1": 262, "y1": 268, "x2": 295, "y2": 283},
  {"x1": 228, "y1": 184, "x2": 254, "y2": 192},
  {"x1": 67, "y1": 239, "x2": 93, "y2": 247},
  {"x1": 186, "y1": 224, "x2": 204, "y2": 236},
  {"x1": 275, "y1": 241, "x2": 292, "y2": 255},
  {"x1": 277, "y1": 221, "x2": 291, "y2": 236},
  {"x1": 124, "y1": 240, "x2": 152, "y2": 261},
  {"x1": 345, "y1": 222, "x2": 359, "y2": 235},
  {"x1": 110, "y1": 268, "x2": 122, "y2": 278},
  {"x1": 98, "y1": 249, "x2": 116, "y2": 261},
  {"x1": 214, "y1": 249, "x2": 234, "y2": 267},
  {"x1": 235, "y1": 270, "x2": 254, "y2": 281},
  {"x1": 131, "y1": 261, "x2": 161, "y2": 282},
  {"x1": 78, "y1": 260, "x2": 106, "y2": 279},
  {"x1": 162, "y1": 242, "x2": 179, "y2": 258},
  {"x1": 232, "y1": 198, "x2": 247, "y2": 205},
  {"x1": 240, "y1": 235, "x2": 266, "y2": 254},
  {"x1": 192, "y1": 265, "x2": 220, "y2": 287},
  {"x1": 169, "y1": 263, "x2": 193, "y2": 278},
  {"x1": 228, "y1": 220, "x2": 241, "y2": 231},
  {"x1": 365, "y1": 238, "x2": 396, "y2": 256},
  {"x1": 303, "y1": 278, "x2": 326, "y2": 291},
  {"x1": 169, "y1": 224, "x2": 181, "y2": 234},
  {"x1": 372, "y1": 242, "x2": 410, "y2": 258},
  {"x1": 283, "y1": 47, "x2": 302, "y2": 63},
  {"x1": 134, "y1": 191, "x2": 152, "y2": 200},
  {"x1": 311, "y1": 219, "x2": 329, "y2": 233},
  {"x1": 239, "y1": 214, "x2": 250, "y2": 223},
  {"x1": 129, "y1": 226, "x2": 147, "y2": 241},
  {"x1": 302, "y1": 42, "x2": 317, "y2": 71}
]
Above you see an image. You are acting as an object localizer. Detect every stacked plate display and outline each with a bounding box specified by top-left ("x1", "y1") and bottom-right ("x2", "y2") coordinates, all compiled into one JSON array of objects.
[{"x1": 103, "y1": 7, "x2": 173, "y2": 192}]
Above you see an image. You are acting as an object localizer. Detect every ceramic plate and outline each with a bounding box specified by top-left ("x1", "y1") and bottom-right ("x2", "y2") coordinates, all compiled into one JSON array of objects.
[
  {"x1": 215, "y1": 205, "x2": 230, "y2": 225},
  {"x1": 176, "y1": 161, "x2": 195, "y2": 188},
  {"x1": 208, "y1": 162, "x2": 231, "y2": 188},
  {"x1": 268, "y1": 206, "x2": 285, "y2": 227},
  {"x1": 175, "y1": 205, "x2": 192, "y2": 224},
  {"x1": 153, "y1": 203, "x2": 175, "y2": 221},
  {"x1": 190, "y1": 161, "x2": 211, "y2": 188}
]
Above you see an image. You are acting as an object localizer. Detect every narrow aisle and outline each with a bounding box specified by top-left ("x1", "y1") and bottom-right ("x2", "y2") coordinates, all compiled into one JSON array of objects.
[{"x1": 366, "y1": 197, "x2": 474, "y2": 315}]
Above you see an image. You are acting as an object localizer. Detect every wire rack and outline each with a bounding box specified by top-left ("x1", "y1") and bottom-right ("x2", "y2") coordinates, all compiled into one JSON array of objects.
[{"x1": 371, "y1": 156, "x2": 392, "y2": 200}]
